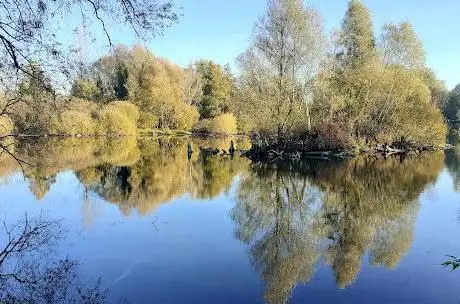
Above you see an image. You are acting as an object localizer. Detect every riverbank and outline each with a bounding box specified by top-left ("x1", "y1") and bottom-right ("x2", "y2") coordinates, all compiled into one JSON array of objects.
[
  {"x1": 2, "y1": 128, "x2": 193, "y2": 139},
  {"x1": 2, "y1": 133, "x2": 454, "y2": 163},
  {"x1": 241, "y1": 142, "x2": 455, "y2": 162},
  {"x1": 1, "y1": 128, "x2": 247, "y2": 140}
]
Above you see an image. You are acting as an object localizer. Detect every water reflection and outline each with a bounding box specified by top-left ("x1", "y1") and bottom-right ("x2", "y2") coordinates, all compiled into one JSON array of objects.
[
  {"x1": 0, "y1": 137, "x2": 449, "y2": 303},
  {"x1": 0, "y1": 213, "x2": 107, "y2": 303},
  {"x1": 232, "y1": 154, "x2": 444, "y2": 303},
  {"x1": 0, "y1": 137, "x2": 250, "y2": 216},
  {"x1": 445, "y1": 147, "x2": 460, "y2": 192},
  {"x1": 76, "y1": 138, "x2": 250, "y2": 216}
]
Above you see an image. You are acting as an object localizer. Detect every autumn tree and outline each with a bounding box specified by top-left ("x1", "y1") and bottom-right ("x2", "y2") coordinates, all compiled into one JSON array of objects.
[
  {"x1": 108, "y1": 45, "x2": 199, "y2": 130},
  {"x1": 183, "y1": 64, "x2": 204, "y2": 106},
  {"x1": 195, "y1": 60, "x2": 233, "y2": 119},
  {"x1": 380, "y1": 22, "x2": 425, "y2": 69},
  {"x1": 379, "y1": 22, "x2": 448, "y2": 109},
  {"x1": 71, "y1": 79, "x2": 100, "y2": 100},
  {"x1": 339, "y1": 0, "x2": 377, "y2": 69},
  {"x1": 238, "y1": 0, "x2": 325, "y2": 138},
  {"x1": 417, "y1": 68, "x2": 449, "y2": 108},
  {"x1": 312, "y1": 0, "x2": 446, "y2": 146},
  {"x1": 89, "y1": 45, "x2": 132, "y2": 102},
  {"x1": 313, "y1": 0, "x2": 378, "y2": 139},
  {"x1": 12, "y1": 62, "x2": 56, "y2": 133},
  {"x1": 0, "y1": 0, "x2": 179, "y2": 125}
]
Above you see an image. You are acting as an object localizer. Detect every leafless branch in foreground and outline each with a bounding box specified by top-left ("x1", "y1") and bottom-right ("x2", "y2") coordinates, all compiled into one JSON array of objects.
[{"x1": 0, "y1": 213, "x2": 108, "y2": 303}]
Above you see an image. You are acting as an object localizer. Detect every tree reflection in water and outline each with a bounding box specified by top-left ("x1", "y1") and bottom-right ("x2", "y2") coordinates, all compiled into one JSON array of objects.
[
  {"x1": 76, "y1": 137, "x2": 251, "y2": 216},
  {"x1": 232, "y1": 153, "x2": 444, "y2": 303},
  {"x1": 0, "y1": 137, "x2": 250, "y2": 217},
  {"x1": 445, "y1": 147, "x2": 460, "y2": 192},
  {"x1": 0, "y1": 213, "x2": 107, "y2": 303},
  {"x1": 232, "y1": 163, "x2": 323, "y2": 304},
  {"x1": 0, "y1": 137, "x2": 446, "y2": 304}
]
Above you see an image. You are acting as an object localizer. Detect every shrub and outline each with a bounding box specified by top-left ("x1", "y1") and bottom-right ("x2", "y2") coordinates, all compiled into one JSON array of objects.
[
  {"x1": 105, "y1": 101, "x2": 140, "y2": 125},
  {"x1": 99, "y1": 106, "x2": 137, "y2": 135},
  {"x1": 50, "y1": 110, "x2": 96, "y2": 135},
  {"x1": 252, "y1": 123, "x2": 353, "y2": 151},
  {"x1": 193, "y1": 119, "x2": 213, "y2": 134},
  {"x1": 306, "y1": 123, "x2": 354, "y2": 151},
  {"x1": 174, "y1": 104, "x2": 200, "y2": 131},
  {"x1": 211, "y1": 113, "x2": 238, "y2": 135},
  {"x1": 138, "y1": 112, "x2": 159, "y2": 129},
  {"x1": 66, "y1": 98, "x2": 100, "y2": 114},
  {"x1": 194, "y1": 113, "x2": 238, "y2": 135},
  {"x1": 71, "y1": 80, "x2": 99, "y2": 100},
  {"x1": 0, "y1": 115, "x2": 14, "y2": 136},
  {"x1": 312, "y1": 64, "x2": 447, "y2": 147}
]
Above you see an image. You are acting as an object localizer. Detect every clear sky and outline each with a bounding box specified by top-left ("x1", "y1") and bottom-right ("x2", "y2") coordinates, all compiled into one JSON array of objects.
[{"x1": 100, "y1": 0, "x2": 460, "y2": 89}]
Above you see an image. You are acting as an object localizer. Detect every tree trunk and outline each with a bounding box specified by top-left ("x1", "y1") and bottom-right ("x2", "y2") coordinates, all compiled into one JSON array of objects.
[{"x1": 305, "y1": 100, "x2": 312, "y2": 131}]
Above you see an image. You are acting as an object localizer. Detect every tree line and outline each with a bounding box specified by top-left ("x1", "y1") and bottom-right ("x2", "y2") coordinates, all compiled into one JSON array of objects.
[
  {"x1": 236, "y1": 0, "x2": 453, "y2": 150},
  {"x1": 0, "y1": 0, "x2": 458, "y2": 150},
  {"x1": 0, "y1": 50, "x2": 237, "y2": 136}
]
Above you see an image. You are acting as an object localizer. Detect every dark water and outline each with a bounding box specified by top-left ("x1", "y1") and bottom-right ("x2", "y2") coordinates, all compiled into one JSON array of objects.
[{"x1": 1, "y1": 137, "x2": 460, "y2": 303}]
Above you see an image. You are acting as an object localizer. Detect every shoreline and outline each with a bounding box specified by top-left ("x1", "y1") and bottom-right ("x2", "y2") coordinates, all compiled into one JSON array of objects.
[
  {"x1": 1, "y1": 134, "x2": 455, "y2": 163},
  {"x1": 240, "y1": 143, "x2": 455, "y2": 162},
  {"x1": 0, "y1": 131, "x2": 249, "y2": 140}
]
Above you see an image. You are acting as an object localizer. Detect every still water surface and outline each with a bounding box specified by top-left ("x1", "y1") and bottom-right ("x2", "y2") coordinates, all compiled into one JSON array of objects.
[{"x1": 1, "y1": 137, "x2": 460, "y2": 303}]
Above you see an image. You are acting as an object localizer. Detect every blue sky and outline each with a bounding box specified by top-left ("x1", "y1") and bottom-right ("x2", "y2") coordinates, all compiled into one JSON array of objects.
[{"x1": 96, "y1": 0, "x2": 459, "y2": 89}]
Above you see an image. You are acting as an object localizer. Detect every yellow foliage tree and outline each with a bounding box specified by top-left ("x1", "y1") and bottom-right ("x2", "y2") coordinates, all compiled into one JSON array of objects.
[
  {"x1": 98, "y1": 106, "x2": 137, "y2": 136},
  {"x1": 114, "y1": 45, "x2": 199, "y2": 131},
  {"x1": 50, "y1": 110, "x2": 96, "y2": 135},
  {"x1": 0, "y1": 115, "x2": 14, "y2": 137}
]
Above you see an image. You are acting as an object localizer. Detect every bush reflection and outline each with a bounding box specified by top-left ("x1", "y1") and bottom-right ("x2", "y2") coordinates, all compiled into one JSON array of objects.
[{"x1": 0, "y1": 137, "x2": 445, "y2": 303}]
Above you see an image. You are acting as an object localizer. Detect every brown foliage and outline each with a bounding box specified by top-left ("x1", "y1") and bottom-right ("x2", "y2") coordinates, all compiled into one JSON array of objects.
[{"x1": 252, "y1": 123, "x2": 353, "y2": 151}]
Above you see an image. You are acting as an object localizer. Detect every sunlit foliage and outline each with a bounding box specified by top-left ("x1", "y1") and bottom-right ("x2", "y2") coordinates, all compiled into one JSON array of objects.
[
  {"x1": 237, "y1": 0, "x2": 326, "y2": 138},
  {"x1": 314, "y1": 64, "x2": 447, "y2": 145},
  {"x1": 380, "y1": 22, "x2": 425, "y2": 69},
  {"x1": 71, "y1": 80, "x2": 100, "y2": 101},
  {"x1": 50, "y1": 110, "x2": 96, "y2": 135},
  {"x1": 194, "y1": 113, "x2": 238, "y2": 135},
  {"x1": 310, "y1": 0, "x2": 446, "y2": 147},
  {"x1": 91, "y1": 45, "x2": 199, "y2": 131},
  {"x1": 99, "y1": 106, "x2": 136, "y2": 135},
  {"x1": 0, "y1": 115, "x2": 14, "y2": 137},
  {"x1": 195, "y1": 60, "x2": 233, "y2": 119},
  {"x1": 237, "y1": 0, "x2": 447, "y2": 148},
  {"x1": 48, "y1": 99, "x2": 139, "y2": 135},
  {"x1": 339, "y1": 0, "x2": 377, "y2": 69}
]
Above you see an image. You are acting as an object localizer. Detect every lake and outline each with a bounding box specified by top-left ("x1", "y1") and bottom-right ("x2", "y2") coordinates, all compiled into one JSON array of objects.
[{"x1": 1, "y1": 137, "x2": 460, "y2": 303}]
